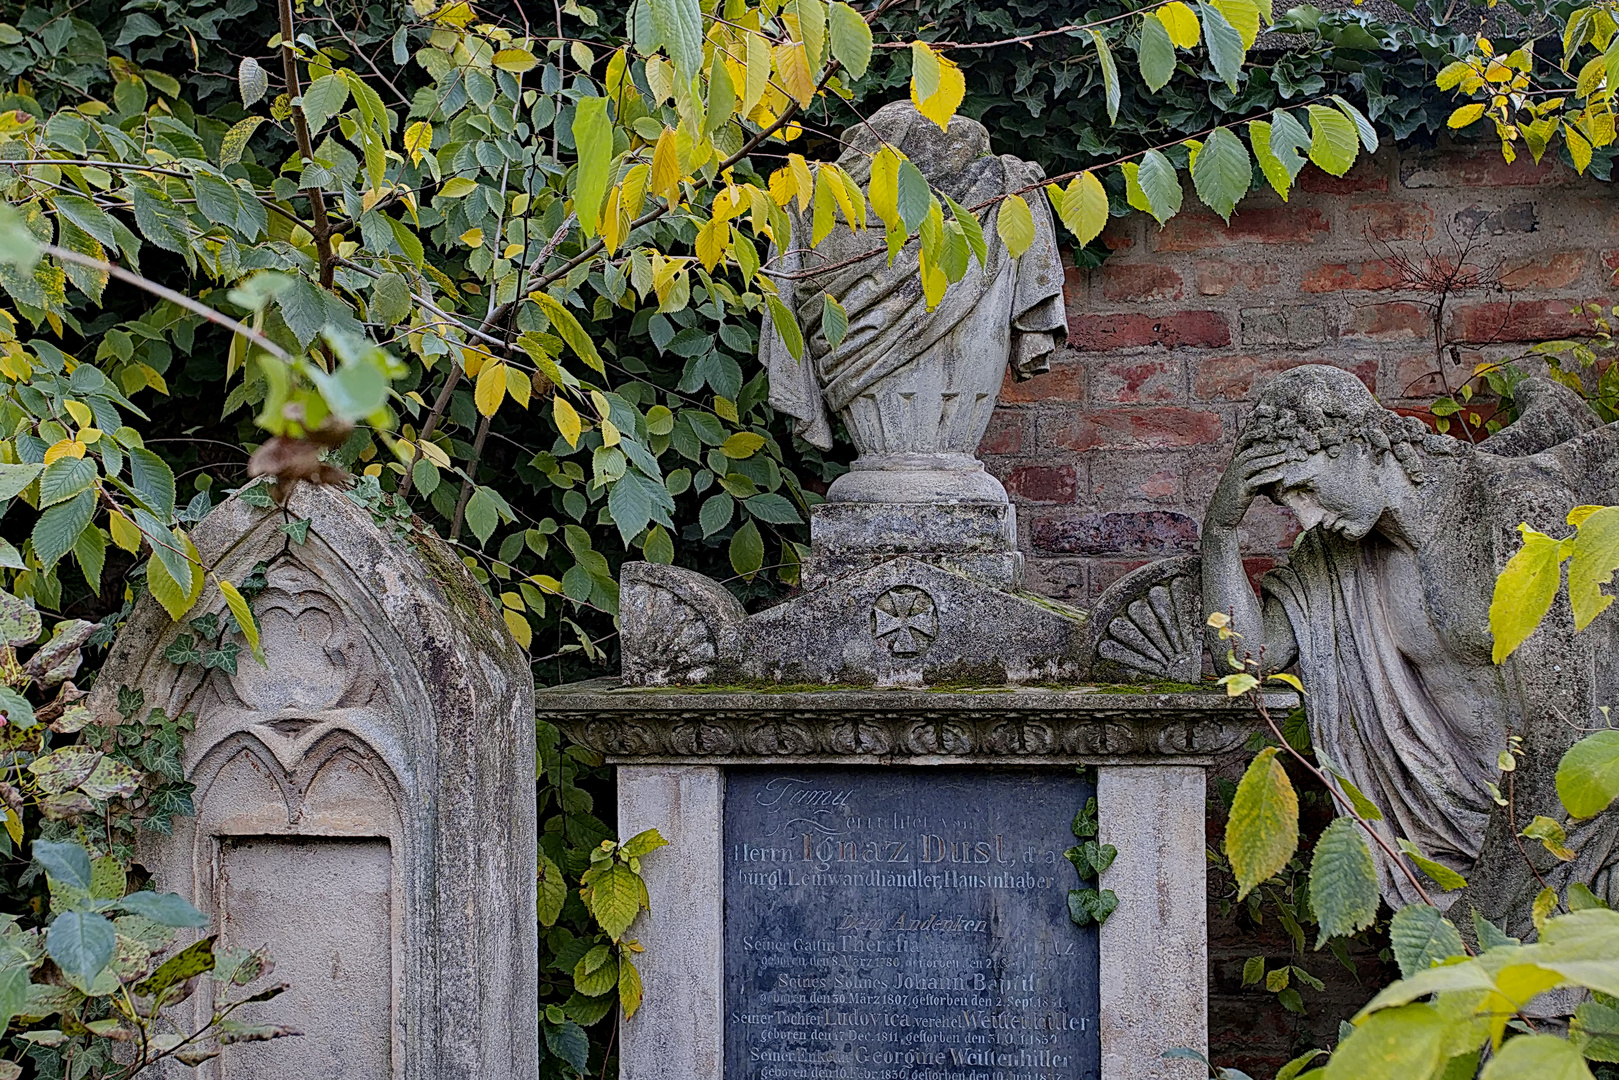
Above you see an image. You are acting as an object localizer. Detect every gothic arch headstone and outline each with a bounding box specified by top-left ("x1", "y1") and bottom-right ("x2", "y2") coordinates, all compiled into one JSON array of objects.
[{"x1": 89, "y1": 483, "x2": 537, "y2": 1080}]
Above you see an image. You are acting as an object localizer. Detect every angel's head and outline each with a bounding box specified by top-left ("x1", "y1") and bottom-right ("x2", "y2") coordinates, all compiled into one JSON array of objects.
[{"x1": 1240, "y1": 365, "x2": 1453, "y2": 540}]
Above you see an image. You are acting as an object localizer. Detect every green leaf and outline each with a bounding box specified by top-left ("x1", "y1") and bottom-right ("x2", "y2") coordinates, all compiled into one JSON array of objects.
[
  {"x1": 1323, "y1": 1003, "x2": 1448, "y2": 1080},
  {"x1": 1305, "y1": 103, "x2": 1360, "y2": 177},
  {"x1": 135, "y1": 936, "x2": 216, "y2": 997},
  {"x1": 386, "y1": 214, "x2": 425, "y2": 267},
  {"x1": 1389, "y1": 904, "x2": 1465, "y2": 977},
  {"x1": 52, "y1": 194, "x2": 119, "y2": 249},
  {"x1": 1558, "y1": 729, "x2": 1619, "y2": 818},
  {"x1": 533, "y1": 292, "x2": 606, "y2": 373},
  {"x1": 115, "y1": 891, "x2": 208, "y2": 928},
  {"x1": 219, "y1": 116, "x2": 266, "y2": 168},
  {"x1": 1269, "y1": 108, "x2": 1313, "y2": 180},
  {"x1": 1568, "y1": 506, "x2": 1619, "y2": 631},
  {"x1": 1198, "y1": 1, "x2": 1246, "y2": 91},
  {"x1": 700, "y1": 492, "x2": 734, "y2": 537},
  {"x1": 1309, "y1": 818, "x2": 1379, "y2": 946},
  {"x1": 571, "y1": 97, "x2": 613, "y2": 238},
  {"x1": 1138, "y1": 13, "x2": 1177, "y2": 91},
  {"x1": 621, "y1": 828, "x2": 668, "y2": 858},
  {"x1": 1397, "y1": 839, "x2": 1469, "y2": 891},
  {"x1": 300, "y1": 73, "x2": 351, "y2": 134},
  {"x1": 581, "y1": 862, "x2": 644, "y2": 941},
  {"x1": 129, "y1": 446, "x2": 177, "y2": 519},
  {"x1": 0, "y1": 686, "x2": 35, "y2": 729},
  {"x1": 0, "y1": 590, "x2": 34, "y2": 650},
  {"x1": 1136, "y1": 150, "x2": 1183, "y2": 225},
  {"x1": 32, "y1": 489, "x2": 95, "y2": 571},
  {"x1": 1089, "y1": 30, "x2": 1120, "y2": 124},
  {"x1": 1480, "y1": 1034, "x2": 1595, "y2": 1080},
  {"x1": 896, "y1": 160, "x2": 931, "y2": 233},
  {"x1": 538, "y1": 853, "x2": 568, "y2": 927},
  {"x1": 544, "y1": 1019, "x2": 590, "y2": 1071},
  {"x1": 46, "y1": 911, "x2": 117, "y2": 983},
  {"x1": 943, "y1": 194, "x2": 987, "y2": 267},
  {"x1": 649, "y1": 0, "x2": 703, "y2": 78},
  {"x1": 37, "y1": 456, "x2": 95, "y2": 509},
  {"x1": 465, "y1": 487, "x2": 499, "y2": 546},
  {"x1": 1489, "y1": 524, "x2": 1568, "y2": 663},
  {"x1": 729, "y1": 519, "x2": 764, "y2": 578},
  {"x1": 32, "y1": 839, "x2": 92, "y2": 890},
  {"x1": 766, "y1": 295, "x2": 805, "y2": 361},
  {"x1": 74, "y1": 524, "x2": 106, "y2": 595},
  {"x1": 827, "y1": 1, "x2": 872, "y2": 79},
  {"x1": 1225, "y1": 747, "x2": 1298, "y2": 899},
  {"x1": 1278, "y1": 1050, "x2": 1326, "y2": 1080},
  {"x1": 1473, "y1": 909, "x2": 1519, "y2": 950},
  {"x1": 745, "y1": 493, "x2": 801, "y2": 524},
  {"x1": 1329, "y1": 770, "x2": 1383, "y2": 821},
  {"x1": 1191, "y1": 126, "x2": 1250, "y2": 222},
  {"x1": 1572, "y1": 1000, "x2": 1619, "y2": 1062},
  {"x1": 1248, "y1": 121, "x2": 1293, "y2": 201},
  {"x1": 0, "y1": 964, "x2": 28, "y2": 1037},
  {"x1": 1330, "y1": 94, "x2": 1379, "y2": 152},
  {"x1": 996, "y1": 194, "x2": 1035, "y2": 257},
  {"x1": 0, "y1": 461, "x2": 42, "y2": 501},
  {"x1": 822, "y1": 293, "x2": 849, "y2": 350}
]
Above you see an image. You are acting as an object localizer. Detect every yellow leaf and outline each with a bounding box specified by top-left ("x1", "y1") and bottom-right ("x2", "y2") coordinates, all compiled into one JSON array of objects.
[
  {"x1": 475, "y1": 361, "x2": 507, "y2": 417},
  {"x1": 460, "y1": 227, "x2": 484, "y2": 247},
  {"x1": 995, "y1": 193, "x2": 1035, "y2": 257},
  {"x1": 869, "y1": 147, "x2": 901, "y2": 229},
  {"x1": 505, "y1": 366, "x2": 532, "y2": 409},
  {"x1": 438, "y1": 176, "x2": 479, "y2": 198},
  {"x1": 695, "y1": 218, "x2": 730, "y2": 270},
  {"x1": 909, "y1": 42, "x2": 964, "y2": 131},
  {"x1": 1489, "y1": 524, "x2": 1568, "y2": 662},
  {"x1": 1158, "y1": 1, "x2": 1202, "y2": 47},
  {"x1": 554, "y1": 396, "x2": 583, "y2": 448},
  {"x1": 3, "y1": 807, "x2": 19, "y2": 847},
  {"x1": 743, "y1": 31, "x2": 771, "y2": 115},
  {"x1": 1566, "y1": 122, "x2": 1594, "y2": 173},
  {"x1": 217, "y1": 577, "x2": 264, "y2": 664},
  {"x1": 1449, "y1": 103, "x2": 1487, "y2": 129},
  {"x1": 503, "y1": 607, "x2": 533, "y2": 649},
  {"x1": 721, "y1": 432, "x2": 766, "y2": 458},
  {"x1": 136, "y1": 363, "x2": 168, "y2": 394},
  {"x1": 651, "y1": 129, "x2": 680, "y2": 203},
  {"x1": 64, "y1": 400, "x2": 92, "y2": 428},
  {"x1": 768, "y1": 166, "x2": 796, "y2": 207},
  {"x1": 825, "y1": 165, "x2": 864, "y2": 230},
  {"x1": 433, "y1": 0, "x2": 475, "y2": 27},
  {"x1": 43, "y1": 439, "x2": 85, "y2": 464},
  {"x1": 1267, "y1": 672, "x2": 1306, "y2": 694},
  {"x1": 788, "y1": 153, "x2": 814, "y2": 212},
  {"x1": 1065, "y1": 170, "x2": 1110, "y2": 245},
  {"x1": 773, "y1": 41, "x2": 816, "y2": 106},
  {"x1": 600, "y1": 418, "x2": 621, "y2": 447},
  {"x1": 404, "y1": 121, "x2": 433, "y2": 164},
  {"x1": 1225, "y1": 747, "x2": 1299, "y2": 899},
  {"x1": 108, "y1": 510, "x2": 141, "y2": 553}
]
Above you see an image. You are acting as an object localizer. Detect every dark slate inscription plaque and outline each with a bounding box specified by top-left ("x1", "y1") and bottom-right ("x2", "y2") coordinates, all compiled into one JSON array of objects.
[{"x1": 724, "y1": 768, "x2": 1100, "y2": 1080}]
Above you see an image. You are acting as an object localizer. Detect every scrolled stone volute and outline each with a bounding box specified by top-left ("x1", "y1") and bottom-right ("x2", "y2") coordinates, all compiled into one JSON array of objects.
[
  {"x1": 90, "y1": 484, "x2": 537, "y2": 1080},
  {"x1": 618, "y1": 561, "x2": 747, "y2": 685}
]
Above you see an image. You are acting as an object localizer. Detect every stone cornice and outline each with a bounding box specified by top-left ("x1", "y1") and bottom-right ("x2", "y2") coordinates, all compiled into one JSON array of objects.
[{"x1": 537, "y1": 679, "x2": 1286, "y2": 764}]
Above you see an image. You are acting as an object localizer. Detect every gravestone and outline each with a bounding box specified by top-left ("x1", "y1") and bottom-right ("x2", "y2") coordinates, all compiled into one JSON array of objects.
[
  {"x1": 538, "y1": 101, "x2": 1283, "y2": 1080},
  {"x1": 89, "y1": 483, "x2": 538, "y2": 1080}
]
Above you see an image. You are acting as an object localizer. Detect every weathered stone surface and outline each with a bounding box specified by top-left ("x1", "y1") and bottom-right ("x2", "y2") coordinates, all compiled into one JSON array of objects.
[
  {"x1": 763, "y1": 100, "x2": 1065, "y2": 509},
  {"x1": 1086, "y1": 556, "x2": 1204, "y2": 684},
  {"x1": 802, "y1": 501, "x2": 1022, "y2": 590},
  {"x1": 541, "y1": 678, "x2": 1274, "y2": 764},
  {"x1": 1200, "y1": 364, "x2": 1619, "y2": 929},
  {"x1": 91, "y1": 484, "x2": 537, "y2": 1079}
]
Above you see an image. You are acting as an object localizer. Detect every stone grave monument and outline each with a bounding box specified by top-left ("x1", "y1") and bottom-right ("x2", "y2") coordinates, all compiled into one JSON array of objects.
[
  {"x1": 90, "y1": 483, "x2": 538, "y2": 1079},
  {"x1": 538, "y1": 102, "x2": 1285, "y2": 1080}
]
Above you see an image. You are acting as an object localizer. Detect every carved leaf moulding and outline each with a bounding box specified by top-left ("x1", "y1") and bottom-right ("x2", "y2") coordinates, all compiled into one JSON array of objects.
[{"x1": 537, "y1": 688, "x2": 1283, "y2": 762}]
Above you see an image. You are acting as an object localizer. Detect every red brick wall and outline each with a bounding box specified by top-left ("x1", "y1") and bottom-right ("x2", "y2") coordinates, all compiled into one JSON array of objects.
[{"x1": 982, "y1": 143, "x2": 1619, "y2": 605}]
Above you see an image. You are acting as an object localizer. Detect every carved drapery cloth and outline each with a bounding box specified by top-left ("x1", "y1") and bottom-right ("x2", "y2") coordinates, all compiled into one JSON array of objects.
[
  {"x1": 762, "y1": 113, "x2": 1065, "y2": 451},
  {"x1": 1265, "y1": 425, "x2": 1619, "y2": 918}
]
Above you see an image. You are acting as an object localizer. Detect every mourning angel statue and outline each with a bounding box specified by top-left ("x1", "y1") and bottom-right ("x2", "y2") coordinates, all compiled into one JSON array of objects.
[
  {"x1": 761, "y1": 100, "x2": 1065, "y2": 505},
  {"x1": 1202, "y1": 364, "x2": 1619, "y2": 935}
]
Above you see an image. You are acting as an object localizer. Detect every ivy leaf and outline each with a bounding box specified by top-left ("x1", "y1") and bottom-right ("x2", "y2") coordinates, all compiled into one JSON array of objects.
[
  {"x1": 995, "y1": 194, "x2": 1035, "y2": 258},
  {"x1": 571, "y1": 97, "x2": 612, "y2": 238},
  {"x1": 1136, "y1": 150, "x2": 1183, "y2": 225},
  {"x1": 115, "y1": 891, "x2": 208, "y2": 928},
  {"x1": 1305, "y1": 103, "x2": 1360, "y2": 176},
  {"x1": 1309, "y1": 818, "x2": 1379, "y2": 946},
  {"x1": 1389, "y1": 904, "x2": 1465, "y2": 977},
  {"x1": 1088, "y1": 30, "x2": 1120, "y2": 124},
  {"x1": 1138, "y1": 13, "x2": 1177, "y2": 92},
  {"x1": 827, "y1": 1, "x2": 871, "y2": 79},
  {"x1": 32, "y1": 489, "x2": 95, "y2": 571},
  {"x1": 1225, "y1": 746, "x2": 1298, "y2": 899},
  {"x1": 1198, "y1": 1, "x2": 1246, "y2": 91},
  {"x1": 1558, "y1": 729, "x2": 1619, "y2": 818},
  {"x1": 1190, "y1": 126, "x2": 1250, "y2": 221},
  {"x1": 46, "y1": 911, "x2": 117, "y2": 982},
  {"x1": 729, "y1": 519, "x2": 764, "y2": 579}
]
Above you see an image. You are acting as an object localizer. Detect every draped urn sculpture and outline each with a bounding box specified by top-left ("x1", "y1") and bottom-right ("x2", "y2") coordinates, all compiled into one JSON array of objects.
[{"x1": 616, "y1": 101, "x2": 1202, "y2": 688}]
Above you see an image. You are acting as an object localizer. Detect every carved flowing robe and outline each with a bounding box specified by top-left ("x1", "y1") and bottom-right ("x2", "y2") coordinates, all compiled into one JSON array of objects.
[
  {"x1": 1263, "y1": 421, "x2": 1619, "y2": 923},
  {"x1": 762, "y1": 111, "x2": 1065, "y2": 451}
]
